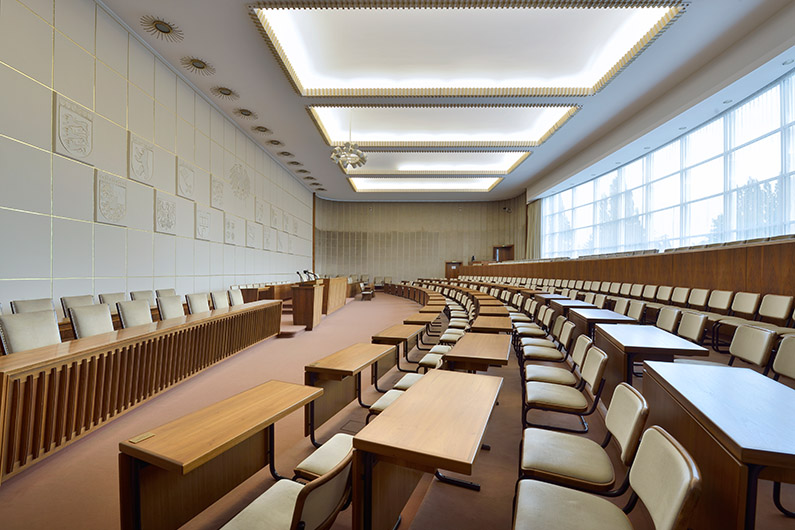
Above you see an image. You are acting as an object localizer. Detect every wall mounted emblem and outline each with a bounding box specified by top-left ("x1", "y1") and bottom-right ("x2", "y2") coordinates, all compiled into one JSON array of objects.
[
  {"x1": 177, "y1": 159, "x2": 195, "y2": 200},
  {"x1": 128, "y1": 132, "x2": 154, "y2": 184},
  {"x1": 195, "y1": 205, "x2": 212, "y2": 241},
  {"x1": 155, "y1": 193, "x2": 177, "y2": 235},
  {"x1": 225, "y1": 215, "x2": 236, "y2": 245},
  {"x1": 270, "y1": 205, "x2": 280, "y2": 229},
  {"x1": 95, "y1": 171, "x2": 127, "y2": 226},
  {"x1": 255, "y1": 198, "x2": 266, "y2": 225},
  {"x1": 229, "y1": 163, "x2": 251, "y2": 200},
  {"x1": 211, "y1": 177, "x2": 224, "y2": 210},
  {"x1": 56, "y1": 95, "x2": 93, "y2": 160}
]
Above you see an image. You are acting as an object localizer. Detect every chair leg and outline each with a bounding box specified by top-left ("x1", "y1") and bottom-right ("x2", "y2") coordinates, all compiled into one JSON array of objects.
[
  {"x1": 773, "y1": 482, "x2": 795, "y2": 517},
  {"x1": 524, "y1": 414, "x2": 589, "y2": 434}
]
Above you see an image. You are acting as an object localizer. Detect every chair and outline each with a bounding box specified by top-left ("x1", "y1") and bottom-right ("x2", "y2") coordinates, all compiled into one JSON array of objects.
[
  {"x1": 519, "y1": 383, "x2": 648, "y2": 496},
  {"x1": 69, "y1": 304, "x2": 114, "y2": 339},
  {"x1": 593, "y1": 294, "x2": 607, "y2": 309},
  {"x1": 613, "y1": 298, "x2": 630, "y2": 316},
  {"x1": 293, "y1": 433, "x2": 353, "y2": 481},
  {"x1": 210, "y1": 290, "x2": 230, "y2": 310},
  {"x1": 155, "y1": 288, "x2": 176, "y2": 298},
  {"x1": 360, "y1": 282, "x2": 373, "y2": 301},
  {"x1": 10, "y1": 298, "x2": 54, "y2": 314},
  {"x1": 117, "y1": 300, "x2": 153, "y2": 328},
  {"x1": 229, "y1": 289, "x2": 245, "y2": 306},
  {"x1": 157, "y1": 295, "x2": 185, "y2": 320},
  {"x1": 60, "y1": 295, "x2": 94, "y2": 318},
  {"x1": 99, "y1": 292, "x2": 126, "y2": 315},
  {"x1": 130, "y1": 290, "x2": 156, "y2": 307},
  {"x1": 513, "y1": 426, "x2": 701, "y2": 530},
  {"x1": 676, "y1": 311, "x2": 708, "y2": 345},
  {"x1": 221, "y1": 449, "x2": 353, "y2": 530},
  {"x1": 523, "y1": 334, "x2": 592, "y2": 386},
  {"x1": 770, "y1": 335, "x2": 795, "y2": 517},
  {"x1": 186, "y1": 293, "x2": 211, "y2": 314},
  {"x1": 521, "y1": 320, "x2": 576, "y2": 366},
  {"x1": 627, "y1": 300, "x2": 646, "y2": 322},
  {"x1": 678, "y1": 325, "x2": 777, "y2": 374},
  {"x1": 0, "y1": 310, "x2": 61, "y2": 354},
  {"x1": 655, "y1": 307, "x2": 682, "y2": 333}
]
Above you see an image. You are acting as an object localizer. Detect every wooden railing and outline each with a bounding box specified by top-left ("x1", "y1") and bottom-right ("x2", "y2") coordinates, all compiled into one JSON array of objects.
[{"x1": 0, "y1": 300, "x2": 282, "y2": 485}]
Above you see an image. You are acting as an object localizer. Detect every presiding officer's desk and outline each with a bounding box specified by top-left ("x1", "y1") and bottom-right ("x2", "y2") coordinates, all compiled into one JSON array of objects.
[
  {"x1": 444, "y1": 333, "x2": 511, "y2": 373},
  {"x1": 643, "y1": 361, "x2": 795, "y2": 530},
  {"x1": 352, "y1": 370, "x2": 502, "y2": 530},
  {"x1": 118, "y1": 380, "x2": 322, "y2": 530}
]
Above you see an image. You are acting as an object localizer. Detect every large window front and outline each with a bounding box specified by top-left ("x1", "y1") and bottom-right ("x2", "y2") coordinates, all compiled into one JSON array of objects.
[{"x1": 542, "y1": 69, "x2": 795, "y2": 258}]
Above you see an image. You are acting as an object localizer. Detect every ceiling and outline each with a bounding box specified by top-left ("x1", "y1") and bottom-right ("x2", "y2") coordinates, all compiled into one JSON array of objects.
[{"x1": 100, "y1": 0, "x2": 794, "y2": 202}]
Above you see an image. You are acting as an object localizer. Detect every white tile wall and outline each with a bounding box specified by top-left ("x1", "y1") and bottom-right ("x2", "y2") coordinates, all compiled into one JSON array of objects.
[{"x1": 0, "y1": 0, "x2": 312, "y2": 313}]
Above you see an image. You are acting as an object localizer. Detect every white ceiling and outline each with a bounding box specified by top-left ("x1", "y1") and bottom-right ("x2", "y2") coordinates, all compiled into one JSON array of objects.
[{"x1": 99, "y1": 0, "x2": 795, "y2": 202}]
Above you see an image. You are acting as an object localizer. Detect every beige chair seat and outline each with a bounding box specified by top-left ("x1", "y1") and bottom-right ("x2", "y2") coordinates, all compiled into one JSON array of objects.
[
  {"x1": 521, "y1": 428, "x2": 614, "y2": 487},
  {"x1": 524, "y1": 365, "x2": 577, "y2": 385},
  {"x1": 393, "y1": 373, "x2": 424, "y2": 390},
  {"x1": 697, "y1": 310, "x2": 728, "y2": 324},
  {"x1": 419, "y1": 353, "x2": 444, "y2": 369},
  {"x1": 524, "y1": 382, "x2": 588, "y2": 411},
  {"x1": 520, "y1": 337, "x2": 555, "y2": 348},
  {"x1": 716, "y1": 316, "x2": 750, "y2": 327},
  {"x1": 369, "y1": 390, "x2": 403, "y2": 413},
  {"x1": 511, "y1": 314, "x2": 532, "y2": 322},
  {"x1": 429, "y1": 344, "x2": 452, "y2": 354},
  {"x1": 522, "y1": 345, "x2": 565, "y2": 361},
  {"x1": 447, "y1": 319, "x2": 468, "y2": 329},
  {"x1": 293, "y1": 433, "x2": 353, "y2": 479},
  {"x1": 440, "y1": 332, "x2": 463, "y2": 343},
  {"x1": 513, "y1": 479, "x2": 631, "y2": 530},
  {"x1": 515, "y1": 327, "x2": 546, "y2": 338},
  {"x1": 222, "y1": 479, "x2": 303, "y2": 529},
  {"x1": 449, "y1": 311, "x2": 468, "y2": 318}
]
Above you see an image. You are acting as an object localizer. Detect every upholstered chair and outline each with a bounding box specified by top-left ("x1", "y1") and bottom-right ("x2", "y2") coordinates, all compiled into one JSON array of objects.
[
  {"x1": 117, "y1": 300, "x2": 153, "y2": 328},
  {"x1": 130, "y1": 291, "x2": 156, "y2": 307},
  {"x1": 11, "y1": 298, "x2": 54, "y2": 314},
  {"x1": 210, "y1": 290, "x2": 230, "y2": 310},
  {"x1": 186, "y1": 293, "x2": 211, "y2": 314},
  {"x1": 69, "y1": 304, "x2": 114, "y2": 339},
  {"x1": 228, "y1": 289, "x2": 245, "y2": 306},
  {"x1": 99, "y1": 292, "x2": 126, "y2": 315},
  {"x1": 0, "y1": 310, "x2": 61, "y2": 354},
  {"x1": 157, "y1": 295, "x2": 186, "y2": 321},
  {"x1": 155, "y1": 288, "x2": 176, "y2": 298},
  {"x1": 60, "y1": 295, "x2": 94, "y2": 318}
]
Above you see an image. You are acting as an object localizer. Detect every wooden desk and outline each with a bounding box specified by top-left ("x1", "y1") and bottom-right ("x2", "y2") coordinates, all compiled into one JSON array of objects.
[
  {"x1": 118, "y1": 380, "x2": 322, "y2": 530},
  {"x1": 352, "y1": 370, "x2": 502, "y2": 530},
  {"x1": 476, "y1": 299, "x2": 504, "y2": 307},
  {"x1": 643, "y1": 362, "x2": 795, "y2": 530},
  {"x1": 594, "y1": 324, "x2": 708, "y2": 405},
  {"x1": 402, "y1": 312, "x2": 440, "y2": 326},
  {"x1": 477, "y1": 305, "x2": 509, "y2": 317},
  {"x1": 444, "y1": 333, "x2": 511, "y2": 372},
  {"x1": 372, "y1": 325, "x2": 425, "y2": 372},
  {"x1": 322, "y1": 277, "x2": 348, "y2": 315},
  {"x1": 305, "y1": 343, "x2": 397, "y2": 446},
  {"x1": 292, "y1": 284, "x2": 324, "y2": 330},
  {"x1": 470, "y1": 316, "x2": 512, "y2": 334},
  {"x1": 0, "y1": 300, "x2": 281, "y2": 485},
  {"x1": 569, "y1": 308, "x2": 637, "y2": 339},
  {"x1": 419, "y1": 304, "x2": 447, "y2": 313},
  {"x1": 548, "y1": 298, "x2": 595, "y2": 320},
  {"x1": 533, "y1": 292, "x2": 568, "y2": 305}
]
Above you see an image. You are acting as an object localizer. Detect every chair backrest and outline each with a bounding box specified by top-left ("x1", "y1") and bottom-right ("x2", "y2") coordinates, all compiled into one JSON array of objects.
[
  {"x1": 757, "y1": 294, "x2": 794, "y2": 323},
  {"x1": 628, "y1": 426, "x2": 701, "y2": 530},
  {"x1": 99, "y1": 292, "x2": 126, "y2": 314},
  {"x1": 574, "y1": 280, "x2": 584, "y2": 289},
  {"x1": 655, "y1": 286, "x2": 673, "y2": 303},
  {"x1": 641, "y1": 285, "x2": 658, "y2": 301},
  {"x1": 605, "y1": 383, "x2": 649, "y2": 466},
  {"x1": 619, "y1": 283, "x2": 632, "y2": 296},
  {"x1": 580, "y1": 346, "x2": 608, "y2": 394},
  {"x1": 670, "y1": 287, "x2": 690, "y2": 306},
  {"x1": 613, "y1": 298, "x2": 630, "y2": 316},
  {"x1": 627, "y1": 300, "x2": 646, "y2": 321},
  {"x1": 291, "y1": 451, "x2": 353, "y2": 530},
  {"x1": 155, "y1": 288, "x2": 176, "y2": 298},
  {"x1": 583, "y1": 281, "x2": 592, "y2": 291},
  {"x1": 677, "y1": 312, "x2": 707, "y2": 344},
  {"x1": 600, "y1": 281, "x2": 611, "y2": 293},
  {"x1": 583, "y1": 292, "x2": 595, "y2": 304},
  {"x1": 729, "y1": 325, "x2": 776, "y2": 368},
  {"x1": 706, "y1": 290, "x2": 733, "y2": 312},
  {"x1": 117, "y1": 300, "x2": 153, "y2": 328},
  {"x1": 593, "y1": 293, "x2": 606, "y2": 309},
  {"x1": 210, "y1": 290, "x2": 230, "y2": 310},
  {"x1": 157, "y1": 295, "x2": 185, "y2": 320},
  {"x1": 0, "y1": 310, "x2": 61, "y2": 354},
  {"x1": 11, "y1": 298, "x2": 54, "y2": 314},
  {"x1": 69, "y1": 304, "x2": 114, "y2": 339},
  {"x1": 229, "y1": 289, "x2": 245, "y2": 306},
  {"x1": 630, "y1": 284, "x2": 644, "y2": 298},
  {"x1": 730, "y1": 292, "x2": 761, "y2": 317},
  {"x1": 130, "y1": 290, "x2": 156, "y2": 306},
  {"x1": 61, "y1": 295, "x2": 94, "y2": 317},
  {"x1": 556, "y1": 321, "x2": 576, "y2": 351},
  {"x1": 550, "y1": 314, "x2": 565, "y2": 338},
  {"x1": 687, "y1": 288, "x2": 710, "y2": 309},
  {"x1": 772, "y1": 335, "x2": 795, "y2": 381},
  {"x1": 569, "y1": 334, "x2": 592, "y2": 368},
  {"x1": 609, "y1": 282, "x2": 621, "y2": 295},
  {"x1": 656, "y1": 307, "x2": 682, "y2": 334},
  {"x1": 186, "y1": 293, "x2": 211, "y2": 314}
]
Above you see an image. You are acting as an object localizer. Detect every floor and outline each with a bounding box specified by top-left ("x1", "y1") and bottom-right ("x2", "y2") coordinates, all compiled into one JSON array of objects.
[{"x1": 0, "y1": 293, "x2": 792, "y2": 529}]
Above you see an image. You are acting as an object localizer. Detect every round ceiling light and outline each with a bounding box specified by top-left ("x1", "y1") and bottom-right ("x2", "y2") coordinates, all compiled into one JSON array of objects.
[
  {"x1": 288, "y1": 161, "x2": 302, "y2": 166},
  {"x1": 297, "y1": 169, "x2": 310, "y2": 174},
  {"x1": 211, "y1": 86, "x2": 239, "y2": 100},
  {"x1": 278, "y1": 151, "x2": 294, "y2": 157},
  {"x1": 234, "y1": 108, "x2": 257, "y2": 120},
  {"x1": 140, "y1": 16, "x2": 184, "y2": 43},
  {"x1": 251, "y1": 126, "x2": 272, "y2": 135},
  {"x1": 316, "y1": 188, "x2": 327, "y2": 191},
  {"x1": 268, "y1": 140, "x2": 283, "y2": 146},
  {"x1": 180, "y1": 56, "x2": 216, "y2": 76},
  {"x1": 303, "y1": 176, "x2": 316, "y2": 181}
]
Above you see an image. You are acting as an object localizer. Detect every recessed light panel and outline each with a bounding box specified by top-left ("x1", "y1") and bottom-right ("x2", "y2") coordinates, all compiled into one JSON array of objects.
[
  {"x1": 342, "y1": 151, "x2": 529, "y2": 175},
  {"x1": 253, "y1": 2, "x2": 683, "y2": 97},
  {"x1": 349, "y1": 177, "x2": 502, "y2": 193}
]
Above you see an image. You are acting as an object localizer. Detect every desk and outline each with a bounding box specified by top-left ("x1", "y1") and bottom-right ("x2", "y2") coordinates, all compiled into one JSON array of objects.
[
  {"x1": 569, "y1": 308, "x2": 637, "y2": 339},
  {"x1": 371, "y1": 325, "x2": 425, "y2": 372},
  {"x1": 419, "y1": 304, "x2": 446, "y2": 313},
  {"x1": 444, "y1": 333, "x2": 511, "y2": 372},
  {"x1": 305, "y1": 343, "x2": 397, "y2": 446},
  {"x1": 594, "y1": 324, "x2": 707, "y2": 405},
  {"x1": 533, "y1": 293, "x2": 568, "y2": 305},
  {"x1": 643, "y1": 362, "x2": 795, "y2": 529},
  {"x1": 470, "y1": 316, "x2": 512, "y2": 334},
  {"x1": 352, "y1": 370, "x2": 502, "y2": 530},
  {"x1": 478, "y1": 305, "x2": 509, "y2": 317},
  {"x1": 402, "y1": 312, "x2": 441, "y2": 326},
  {"x1": 322, "y1": 277, "x2": 348, "y2": 315},
  {"x1": 118, "y1": 380, "x2": 322, "y2": 530},
  {"x1": 476, "y1": 299, "x2": 504, "y2": 307},
  {"x1": 548, "y1": 298, "x2": 595, "y2": 320}
]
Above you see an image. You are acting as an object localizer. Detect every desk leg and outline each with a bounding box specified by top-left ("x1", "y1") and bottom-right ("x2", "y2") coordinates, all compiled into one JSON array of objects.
[
  {"x1": 744, "y1": 465, "x2": 763, "y2": 530},
  {"x1": 267, "y1": 425, "x2": 289, "y2": 480},
  {"x1": 371, "y1": 362, "x2": 387, "y2": 394},
  {"x1": 417, "y1": 327, "x2": 432, "y2": 350},
  {"x1": 356, "y1": 372, "x2": 373, "y2": 408},
  {"x1": 396, "y1": 341, "x2": 416, "y2": 373},
  {"x1": 119, "y1": 453, "x2": 142, "y2": 530},
  {"x1": 307, "y1": 401, "x2": 322, "y2": 448},
  {"x1": 434, "y1": 470, "x2": 480, "y2": 491}
]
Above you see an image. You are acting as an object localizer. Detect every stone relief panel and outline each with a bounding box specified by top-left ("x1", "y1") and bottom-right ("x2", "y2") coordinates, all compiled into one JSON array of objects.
[
  {"x1": 270, "y1": 205, "x2": 280, "y2": 229},
  {"x1": 246, "y1": 221, "x2": 262, "y2": 249},
  {"x1": 211, "y1": 177, "x2": 224, "y2": 210},
  {"x1": 195, "y1": 204, "x2": 212, "y2": 241},
  {"x1": 255, "y1": 198, "x2": 266, "y2": 225},
  {"x1": 55, "y1": 94, "x2": 93, "y2": 161},
  {"x1": 224, "y1": 214, "x2": 236, "y2": 245},
  {"x1": 95, "y1": 170, "x2": 127, "y2": 227},
  {"x1": 177, "y1": 159, "x2": 195, "y2": 200},
  {"x1": 154, "y1": 192, "x2": 177, "y2": 235},
  {"x1": 282, "y1": 211, "x2": 290, "y2": 232},
  {"x1": 128, "y1": 132, "x2": 154, "y2": 185},
  {"x1": 287, "y1": 234, "x2": 294, "y2": 254},
  {"x1": 263, "y1": 227, "x2": 273, "y2": 251},
  {"x1": 292, "y1": 216, "x2": 299, "y2": 235},
  {"x1": 277, "y1": 231, "x2": 287, "y2": 253},
  {"x1": 229, "y1": 163, "x2": 251, "y2": 200}
]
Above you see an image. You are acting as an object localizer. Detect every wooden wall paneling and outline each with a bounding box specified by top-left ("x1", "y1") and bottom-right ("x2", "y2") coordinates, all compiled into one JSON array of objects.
[{"x1": 747, "y1": 242, "x2": 795, "y2": 295}]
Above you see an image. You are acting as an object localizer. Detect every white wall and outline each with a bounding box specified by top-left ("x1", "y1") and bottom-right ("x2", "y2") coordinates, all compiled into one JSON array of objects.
[{"x1": 0, "y1": 0, "x2": 312, "y2": 316}]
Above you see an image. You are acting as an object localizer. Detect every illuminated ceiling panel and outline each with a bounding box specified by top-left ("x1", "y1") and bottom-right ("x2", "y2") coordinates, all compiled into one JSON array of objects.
[
  {"x1": 348, "y1": 177, "x2": 503, "y2": 193},
  {"x1": 341, "y1": 151, "x2": 530, "y2": 175},
  {"x1": 253, "y1": 2, "x2": 683, "y2": 97}
]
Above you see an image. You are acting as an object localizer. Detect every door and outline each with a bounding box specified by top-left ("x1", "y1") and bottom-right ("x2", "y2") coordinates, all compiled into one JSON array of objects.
[
  {"x1": 493, "y1": 245, "x2": 514, "y2": 262},
  {"x1": 445, "y1": 261, "x2": 462, "y2": 278}
]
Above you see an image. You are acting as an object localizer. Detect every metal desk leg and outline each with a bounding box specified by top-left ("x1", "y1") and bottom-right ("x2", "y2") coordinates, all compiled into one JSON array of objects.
[
  {"x1": 268, "y1": 425, "x2": 290, "y2": 479},
  {"x1": 372, "y1": 361, "x2": 387, "y2": 393},
  {"x1": 396, "y1": 341, "x2": 417, "y2": 373},
  {"x1": 744, "y1": 464, "x2": 764, "y2": 530},
  {"x1": 356, "y1": 372, "x2": 373, "y2": 408},
  {"x1": 434, "y1": 470, "x2": 480, "y2": 491}
]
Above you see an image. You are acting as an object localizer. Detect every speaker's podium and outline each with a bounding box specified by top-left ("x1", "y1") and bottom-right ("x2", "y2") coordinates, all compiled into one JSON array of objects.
[{"x1": 292, "y1": 280, "x2": 324, "y2": 330}]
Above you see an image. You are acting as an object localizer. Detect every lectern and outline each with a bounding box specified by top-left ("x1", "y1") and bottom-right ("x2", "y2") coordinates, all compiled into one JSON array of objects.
[{"x1": 292, "y1": 281, "x2": 324, "y2": 330}]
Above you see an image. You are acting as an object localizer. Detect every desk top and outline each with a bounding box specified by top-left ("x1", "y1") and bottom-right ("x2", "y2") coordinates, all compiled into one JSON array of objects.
[
  {"x1": 595, "y1": 324, "x2": 707, "y2": 356},
  {"x1": 569, "y1": 308, "x2": 637, "y2": 323},
  {"x1": 476, "y1": 299, "x2": 504, "y2": 307},
  {"x1": 470, "y1": 316, "x2": 512, "y2": 333},
  {"x1": 477, "y1": 306, "x2": 509, "y2": 316},
  {"x1": 550, "y1": 299, "x2": 596, "y2": 309},
  {"x1": 306, "y1": 343, "x2": 397, "y2": 377},
  {"x1": 419, "y1": 304, "x2": 447, "y2": 313},
  {"x1": 534, "y1": 293, "x2": 569, "y2": 301},
  {"x1": 119, "y1": 380, "x2": 322, "y2": 474},
  {"x1": 644, "y1": 362, "x2": 795, "y2": 468},
  {"x1": 372, "y1": 324, "x2": 425, "y2": 342},
  {"x1": 445, "y1": 333, "x2": 511, "y2": 366},
  {"x1": 403, "y1": 312, "x2": 440, "y2": 325},
  {"x1": 353, "y1": 370, "x2": 502, "y2": 475}
]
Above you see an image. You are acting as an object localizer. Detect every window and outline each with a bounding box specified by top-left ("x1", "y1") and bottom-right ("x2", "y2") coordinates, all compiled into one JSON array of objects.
[{"x1": 542, "y1": 69, "x2": 795, "y2": 258}]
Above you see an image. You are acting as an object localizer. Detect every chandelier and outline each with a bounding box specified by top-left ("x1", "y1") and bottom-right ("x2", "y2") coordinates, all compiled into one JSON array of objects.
[{"x1": 330, "y1": 142, "x2": 367, "y2": 170}]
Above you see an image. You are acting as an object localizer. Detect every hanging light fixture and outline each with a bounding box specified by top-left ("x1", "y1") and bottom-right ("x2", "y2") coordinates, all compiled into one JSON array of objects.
[{"x1": 330, "y1": 112, "x2": 367, "y2": 170}]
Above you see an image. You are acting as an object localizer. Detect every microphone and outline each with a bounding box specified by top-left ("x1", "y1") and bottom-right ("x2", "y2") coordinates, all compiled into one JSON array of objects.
[{"x1": 296, "y1": 271, "x2": 305, "y2": 281}]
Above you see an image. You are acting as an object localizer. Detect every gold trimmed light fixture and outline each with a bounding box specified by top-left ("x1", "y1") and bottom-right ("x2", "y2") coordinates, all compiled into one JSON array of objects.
[
  {"x1": 180, "y1": 57, "x2": 216, "y2": 76},
  {"x1": 140, "y1": 16, "x2": 184, "y2": 43},
  {"x1": 251, "y1": 125, "x2": 272, "y2": 135},
  {"x1": 330, "y1": 142, "x2": 367, "y2": 170},
  {"x1": 234, "y1": 108, "x2": 258, "y2": 120},
  {"x1": 211, "y1": 86, "x2": 239, "y2": 100}
]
